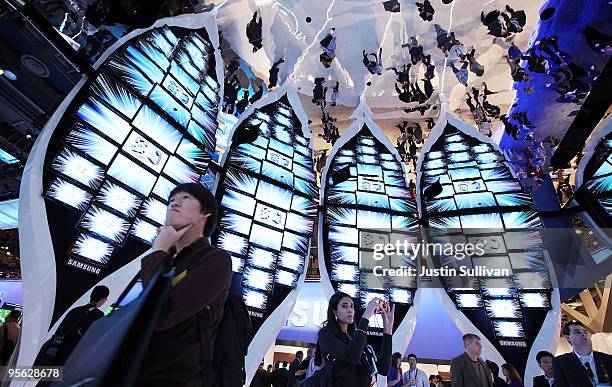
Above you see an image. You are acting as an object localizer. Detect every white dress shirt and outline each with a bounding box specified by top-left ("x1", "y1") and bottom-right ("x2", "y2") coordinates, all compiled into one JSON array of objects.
[
  {"x1": 402, "y1": 367, "x2": 428, "y2": 387},
  {"x1": 574, "y1": 351, "x2": 611, "y2": 387}
]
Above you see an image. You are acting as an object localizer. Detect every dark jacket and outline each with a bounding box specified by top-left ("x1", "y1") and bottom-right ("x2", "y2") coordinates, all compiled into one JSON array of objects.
[
  {"x1": 532, "y1": 375, "x2": 552, "y2": 387},
  {"x1": 287, "y1": 358, "x2": 301, "y2": 386},
  {"x1": 553, "y1": 351, "x2": 612, "y2": 387},
  {"x1": 52, "y1": 303, "x2": 104, "y2": 364},
  {"x1": 450, "y1": 352, "x2": 493, "y2": 387},
  {"x1": 493, "y1": 375, "x2": 509, "y2": 387},
  {"x1": 250, "y1": 367, "x2": 269, "y2": 387},
  {"x1": 317, "y1": 317, "x2": 392, "y2": 387},
  {"x1": 136, "y1": 238, "x2": 232, "y2": 386},
  {"x1": 271, "y1": 368, "x2": 289, "y2": 387}
]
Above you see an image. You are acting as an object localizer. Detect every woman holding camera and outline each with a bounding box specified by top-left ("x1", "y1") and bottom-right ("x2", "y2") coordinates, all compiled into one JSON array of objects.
[{"x1": 317, "y1": 291, "x2": 394, "y2": 387}]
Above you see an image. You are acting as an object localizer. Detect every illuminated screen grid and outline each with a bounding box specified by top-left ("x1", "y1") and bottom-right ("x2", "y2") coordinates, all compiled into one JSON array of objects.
[
  {"x1": 324, "y1": 127, "x2": 418, "y2": 307},
  {"x1": 421, "y1": 126, "x2": 551, "y2": 342},
  {"x1": 44, "y1": 26, "x2": 220, "y2": 269},
  {"x1": 216, "y1": 99, "x2": 318, "y2": 312},
  {"x1": 585, "y1": 139, "x2": 612, "y2": 217}
]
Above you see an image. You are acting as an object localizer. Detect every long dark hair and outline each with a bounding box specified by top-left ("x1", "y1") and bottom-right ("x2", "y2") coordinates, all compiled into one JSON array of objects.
[
  {"x1": 322, "y1": 291, "x2": 356, "y2": 337},
  {"x1": 501, "y1": 363, "x2": 522, "y2": 382},
  {"x1": 392, "y1": 352, "x2": 402, "y2": 369}
]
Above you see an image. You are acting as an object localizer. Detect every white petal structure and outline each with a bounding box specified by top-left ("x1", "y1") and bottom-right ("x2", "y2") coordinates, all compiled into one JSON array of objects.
[
  {"x1": 418, "y1": 111, "x2": 553, "y2": 376},
  {"x1": 320, "y1": 110, "x2": 419, "y2": 344},
  {"x1": 19, "y1": 15, "x2": 224, "y2": 369},
  {"x1": 212, "y1": 86, "x2": 316, "y2": 384}
]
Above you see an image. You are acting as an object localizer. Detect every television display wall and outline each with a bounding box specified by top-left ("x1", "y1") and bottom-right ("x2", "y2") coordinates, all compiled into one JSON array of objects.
[{"x1": 40, "y1": 24, "x2": 221, "y2": 323}]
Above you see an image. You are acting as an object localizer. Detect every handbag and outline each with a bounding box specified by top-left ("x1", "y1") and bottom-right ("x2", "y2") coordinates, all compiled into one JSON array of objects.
[
  {"x1": 49, "y1": 264, "x2": 173, "y2": 387},
  {"x1": 298, "y1": 355, "x2": 335, "y2": 387}
]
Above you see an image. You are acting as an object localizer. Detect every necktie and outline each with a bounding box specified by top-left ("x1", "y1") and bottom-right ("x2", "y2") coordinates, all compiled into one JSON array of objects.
[{"x1": 584, "y1": 362, "x2": 595, "y2": 384}]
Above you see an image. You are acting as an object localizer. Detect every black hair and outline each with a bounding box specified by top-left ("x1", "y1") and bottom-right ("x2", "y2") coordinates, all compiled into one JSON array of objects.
[
  {"x1": 296, "y1": 351, "x2": 303, "y2": 358},
  {"x1": 392, "y1": 352, "x2": 402, "y2": 368},
  {"x1": 90, "y1": 285, "x2": 109, "y2": 303},
  {"x1": 536, "y1": 351, "x2": 554, "y2": 363},
  {"x1": 462, "y1": 333, "x2": 480, "y2": 344},
  {"x1": 487, "y1": 360, "x2": 500, "y2": 376},
  {"x1": 563, "y1": 320, "x2": 586, "y2": 336},
  {"x1": 169, "y1": 183, "x2": 218, "y2": 236},
  {"x1": 322, "y1": 291, "x2": 355, "y2": 337},
  {"x1": 7, "y1": 310, "x2": 21, "y2": 321},
  {"x1": 407, "y1": 353, "x2": 417, "y2": 362}
]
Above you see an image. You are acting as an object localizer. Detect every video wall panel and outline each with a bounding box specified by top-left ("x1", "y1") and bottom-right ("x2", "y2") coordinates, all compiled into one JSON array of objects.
[
  {"x1": 213, "y1": 95, "x2": 317, "y2": 321},
  {"x1": 41, "y1": 24, "x2": 221, "y2": 309},
  {"x1": 419, "y1": 124, "x2": 551, "y2": 372},
  {"x1": 322, "y1": 125, "x2": 419, "y2": 332}
]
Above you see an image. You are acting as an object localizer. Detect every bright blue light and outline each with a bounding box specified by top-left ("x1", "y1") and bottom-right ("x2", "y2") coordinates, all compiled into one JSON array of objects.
[
  {"x1": 460, "y1": 213, "x2": 503, "y2": 229},
  {"x1": 47, "y1": 178, "x2": 91, "y2": 210},
  {"x1": 356, "y1": 210, "x2": 390, "y2": 229},
  {"x1": 220, "y1": 211, "x2": 252, "y2": 235},
  {"x1": 448, "y1": 168, "x2": 481, "y2": 181},
  {"x1": 124, "y1": 45, "x2": 164, "y2": 83},
  {"x1": 136, "y1": 40, "x2": 170, "y2": 70},
  {"x1": 221, "y1": 189, "x2": 256, "y2": 216},
  {"x1": 502, "y1": 211, "x2": 542, "y2": 229},
  {"x1": 218, "y1": 231, "x2": 248, "y2": 255},
  {"x1": 331, "y1": 262, "x2": 359, "y2": 282},
  {"x1": 455, "y1": 192, "x2": 496, "y2": 209},
  {"x1": 331, "y1": 245, "x2": 359, "y2": 263},
  {"x1": 149, "y1": 85, "x2": 190, "y2": 128},
  {"x1": 107, "y1": 54, "x2": 154, "y2": 96},
  {"x1": 255, "y1": 181, "x2": 292, "y2": 211},
  {"x1": 163, "y1": 156, "x2": 199, "y2": 184},
  {"x1": 243, "y1": 288, "x2": 268, "y2": 310},
  {"x1": 0, "y1": 148, "x2": 17, "y2": 165},
  {"x1": 107, "y1": 154, "x2": 156, "y2": 195},
  {"x1": 52, "y1": 150, "x2": 103, "y2": 189},
  {"x1": 99, "y1": 181, "x2": 141, "y2": 216},
  {"x1": 481, "y1": 167, "x2": 513, "y2": 181},
  {"x1": 142, "y1": 198, "x2": 167, "y2": 225},
  {"x1": 250, "y1": 224, "x2": 283, "y2": 251},
  {"x1": 493, "y1": 321, "x2": 525, "y2": 338},
  {"x1": 81, "y1": 206, "x2": 129, "y2": 243},
  {"x1": 279, "y1": 250, "x2": 305, "y2": 272},
  {"x1": 229, "y1": 151, "x2": 262, "y2": 174},
  {"x1": 496, "y1": 192, "x2": 532, "y2": 207},
  {"x1": 248, "y1": 247, "x2": 276, "y2": 270},
  {"x1": 243, "y1": 266, "x2": 274, "y2": 292},
  {"x1": 187, "y1": 120, "x2": 214, "y2": 150},
  {"x1": 152, "y1": 176, "x2": 177, "y2": 202},
  {"x1": 72, "y1": 234, "x2": 114, "y2": 264},
  {"x1": 149, "y1": 30, "x2": 174, "y2": 56},
  {"x1": 327, "y1": 207, "x2": 357, "y2": 226},
  {"x1": 328, "y1": 225, "x2": 359, "y2": 245},
  {"x1": 65, "y1": 124, "x2": 117, "y2": 165},
  {"x1": 356, "y1": 192, "x2": 389, "y2": 209},
  {"x1": 176, "y1": 137, "x2": 209, "y2": 171},
  {"x1": 225, "y1": 168, "x2": 259, "y2": 195},
  {"x1": 285, "y1": 212, "x2": 314, "y2": 235},
  {"x1": 328, "y1": 191, "x2": 357, "y2": 205},
  {"x1": 291, "y1": 195, "x2": 317, "y2": 216},
  {"x1": 282, "y1": 231, "x2": 308, "y2": 253},
  {"x1": 485, "y1": 180, "x2": 522, "y2": 193},
  {"x1": 261, "y1": 162, "x2": 293, "y2": 187},
  {"x1": 76, "y1": 99, "x2": 131, "y2": 143},
  {"x1": 275, "y1": 270, "x2": 298, "y2": 287},
  {"x1": 91, "y1": 73, "x2": 141, "y2": 119}
]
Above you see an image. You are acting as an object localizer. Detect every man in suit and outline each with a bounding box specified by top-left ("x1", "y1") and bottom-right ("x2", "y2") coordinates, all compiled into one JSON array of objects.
[
  {"x1": 533, "y1": 351, "x2": 555, "y2": 387},
  {"x1": 287, "y1": 351, "x2": 303, "y2": 387},
  {"x1": 553, "y1": 321, "x2": 612, "y2": 387},
  {"x1": 450, "y1": 333, "x2": 493, "y2": 387}
]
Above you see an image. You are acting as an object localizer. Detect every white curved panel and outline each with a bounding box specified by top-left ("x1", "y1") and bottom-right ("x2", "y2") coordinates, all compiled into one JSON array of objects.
[{"x1": 17, "y1": 12, "x2": 223, "y2": 369}]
